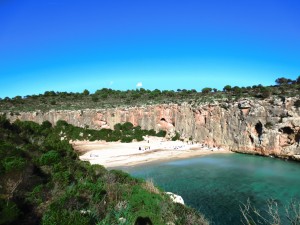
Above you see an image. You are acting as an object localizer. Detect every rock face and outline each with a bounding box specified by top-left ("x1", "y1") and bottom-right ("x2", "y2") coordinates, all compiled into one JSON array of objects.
[
  {"x1": 166, "y1": 192, "x2": 184, "y2": 205},
  {"x1": 3, "y1": 97, "x2": 300, "y2": 159}
]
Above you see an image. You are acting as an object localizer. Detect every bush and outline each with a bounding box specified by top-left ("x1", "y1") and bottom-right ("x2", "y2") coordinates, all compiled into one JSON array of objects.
[
  {"x1": 3, "y1": 156, "x2": 26, "y2": 172},
  {"x1": 171, "y1": 132, "x2": 180, "y2": 141},
  {"x1": 135, "y1": 136, "x2": 144, "y2": 141},
  {"x1": 113, "y1": 123, "x2": 122, "y2": 131},
  {"x1": 83, "y1": 89, "x2": 90, "y2": 96},
  {"x1": 26, "y1": 184, "x2": 44, "y2": 204},
  {"x1": 148, "y1": 129, "x2": 156, "y2": 136},
  {"x1": 42, "y1": 121, "x2": 52, "y2": 129},
  {"x1": 0, "y1": 115, "x2": 11, "y2": 129},
  {"x1": 42, "y1": 209, "x2": 91, "y2": 225},
  {"x1": 91, "y1": 96, "x2": 98, "y2": 102},
  {"x1": 202, "y1": 87, "x2": 212, "y2": 94},
  {"x1": 223, "y1": 85, "x2": 232, "y2": 92},
  {"x1": 108, "y1": 170, "x2": 135, "y2": 185},
  {"x1": 121, "y1": 136, "x2": 133, "y2": 143},
  {"x1": 122, "y1": 122, "x2": 134, "y2": 131},
  {"x1": 39, "y1": 150, "x2": 60, "y2": 165},
  {"x1": 156, "y1": 130, "x2": 166, "y2": 137},
  {"x1": 0, "y1": 200, "x2": 20, "y2": 224},
  {"x1": 55, "y1": 120, "x2": 69, "y2": 129},
  {"x1": 128, "y1": 185, "x2": 163, "y2": 224},
  {"x1": 53, "y1": 171, "x2": 71, "y2": 185},
  {"x1": 260, "y1": 87, "x2": 272, "y2": 98}
]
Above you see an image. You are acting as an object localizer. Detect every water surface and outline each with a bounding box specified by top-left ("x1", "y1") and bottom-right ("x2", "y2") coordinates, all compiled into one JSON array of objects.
[{"x1": 120, "y1": 153, "x2": 300, "y2": 224}]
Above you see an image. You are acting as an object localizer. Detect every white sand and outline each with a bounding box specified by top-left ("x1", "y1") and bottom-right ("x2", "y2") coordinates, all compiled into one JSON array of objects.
[{"x1": 72, "y1": 137, "x2": 231, "y2": 168}]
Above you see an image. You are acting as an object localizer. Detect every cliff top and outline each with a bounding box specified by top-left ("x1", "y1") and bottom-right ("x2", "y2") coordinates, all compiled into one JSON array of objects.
[{"x1": 1, "y1": 77, "x2": 299, "y2": 112}]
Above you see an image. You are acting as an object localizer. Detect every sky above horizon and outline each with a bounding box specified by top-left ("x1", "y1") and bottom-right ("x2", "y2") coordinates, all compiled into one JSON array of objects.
[{"x1": 1, "y1": 0, "x2": 300, "y2": 98}]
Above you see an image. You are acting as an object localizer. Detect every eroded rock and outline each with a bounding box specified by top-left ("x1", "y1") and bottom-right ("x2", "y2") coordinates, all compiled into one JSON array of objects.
[{"x1": 3, "y1": 96, "x2": 300, "y2": 159}]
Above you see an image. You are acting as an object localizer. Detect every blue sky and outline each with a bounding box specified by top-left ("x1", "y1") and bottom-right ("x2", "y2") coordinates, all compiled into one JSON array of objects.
[{"x1": 0, "y1": 0, "x2": 300, "y2": 98}]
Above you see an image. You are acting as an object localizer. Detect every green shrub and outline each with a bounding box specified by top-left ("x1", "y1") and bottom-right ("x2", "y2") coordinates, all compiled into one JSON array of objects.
[
  {"x1": 91, "y1": 96, "x2": 98, "y2": 102},
  {"x1": 98, "y1": 202, "x2": 134, "y2": 225},
  {"x1": 122, "y1": 122, "x2": 134, "y2": 131},
  {"x1": 260, "y1": 87, "x2": 272, "y2": 98},
  {"x1": 121, "y1": 136, "x2": 133, "y2": 143},
  {"x1": 202, "y1": 87, "x2": 212, "y2": 94},
  {"x1": 55, "y1": 120, "x2": 69, "y2": 129},
  {"x1": 148, "y1": 129, "x2": 156, "y2": 136},
  {"x1": 128, "y1": 185, "x2": 163, "y2": 224},
  {"x1": 113, "y1": 123, "x2": 122, "y2": 131},
  {"x1": 41, "y1": 121, "x2": 52, "y2": 129},
  {"x1": 171, "y1": 132, "x2": 180, "y2": 141},
  {"x1": 91, "y1": 164, "x2": 107, "y2": 177},
  {"x1": 3, "y1": 156, "x2": 26, "y2": 172},
  {"x1": 39, "y1": 150, "x2": 60, "y2": 165},
  {"x1": 135, "y1": 136, "x2": 144, "y2": 141},
  {"x1": 0, "y1": 200, "x2": 20, "y2": 225},
  {"x1": 97, "y1": 128, "x2": 113, "y2": 140},
  {"x1": 110, "y1": 170, "x2": 137, "y2": 183},
  {"x1": 53, "y1": 171, "x2": 71, "y2": 185},
  {"x1": 26, "y1": 184, "x2": 44, "y2": 204},
  {"x1": 156, "y1": 130, "x2": 166, "y2": 137},
  {"x1": 42, "y1": 209, "x2": 91, "y2": 225}
]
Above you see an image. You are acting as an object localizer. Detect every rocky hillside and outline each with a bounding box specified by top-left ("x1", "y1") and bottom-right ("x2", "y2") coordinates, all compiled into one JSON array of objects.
[
  {"x1": 3, "y1": 96, "x2": 300, "y2": 160},
  {"x1": 0, "y1": 116, "x2": 208, "y2": 225}
]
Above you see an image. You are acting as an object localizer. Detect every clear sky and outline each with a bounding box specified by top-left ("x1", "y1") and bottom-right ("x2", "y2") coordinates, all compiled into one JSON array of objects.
[{"x1": 1, "y1": 0, "x2": 300, "y2": 98}]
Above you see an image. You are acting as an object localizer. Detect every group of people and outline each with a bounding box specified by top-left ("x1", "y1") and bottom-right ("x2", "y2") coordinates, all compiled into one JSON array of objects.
[
  {"x1": 137, "y1": 138, "x2": 224, "y2": 152},
  {"x1": 138, "y1": 146, "x2": 151, "y2": 151}
]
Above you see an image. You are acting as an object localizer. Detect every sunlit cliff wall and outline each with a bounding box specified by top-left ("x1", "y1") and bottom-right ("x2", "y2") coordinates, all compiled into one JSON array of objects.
[{"x1": 4, "y1": 97, "x2": 300, "y2": 160}]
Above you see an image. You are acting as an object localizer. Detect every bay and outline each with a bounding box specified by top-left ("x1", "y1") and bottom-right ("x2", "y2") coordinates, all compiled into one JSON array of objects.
[{"x1": 120, "y1": 153, "x2": 300, "y2": 224}]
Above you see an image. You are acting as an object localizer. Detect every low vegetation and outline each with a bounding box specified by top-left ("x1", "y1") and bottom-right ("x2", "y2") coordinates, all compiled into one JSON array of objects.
[
  {"x1": 0, "y1": 115, "x2": 209, "y2": 225},
  {"x1": 1, "y1": 76, "x2": 300, "y2": 112},
  {"x1": 53, "y1": 120, "x2": 165, "y2": 143},
  {"x1": 240, "y1": 199, "x2": 300, "y2": 225}
]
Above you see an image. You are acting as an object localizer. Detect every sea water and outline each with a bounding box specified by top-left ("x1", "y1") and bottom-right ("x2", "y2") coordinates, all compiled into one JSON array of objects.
[{"x1": 120, "y1": 153, "x2": 300, "y2": 225}]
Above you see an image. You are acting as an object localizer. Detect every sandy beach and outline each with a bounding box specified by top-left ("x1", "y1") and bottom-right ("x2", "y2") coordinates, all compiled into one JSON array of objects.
[{"x1": 72, "y1": 137, "x2": 231, "y2": 168}]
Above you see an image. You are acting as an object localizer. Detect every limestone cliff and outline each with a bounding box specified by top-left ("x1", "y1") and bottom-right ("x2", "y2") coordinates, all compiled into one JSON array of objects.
[{"x1": 3, "y1": 96, "x2": 300, "y2": 160}]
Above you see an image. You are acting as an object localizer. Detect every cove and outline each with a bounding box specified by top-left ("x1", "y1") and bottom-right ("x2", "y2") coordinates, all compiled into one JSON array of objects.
[{"x1": 119, "y1": 153, "x2": 300, "y2": 225}]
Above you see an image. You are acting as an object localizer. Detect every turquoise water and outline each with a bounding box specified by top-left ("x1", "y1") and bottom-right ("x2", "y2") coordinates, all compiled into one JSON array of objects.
[{"x1": 120, "y1": 153, "x2": 300, "y2": 225}]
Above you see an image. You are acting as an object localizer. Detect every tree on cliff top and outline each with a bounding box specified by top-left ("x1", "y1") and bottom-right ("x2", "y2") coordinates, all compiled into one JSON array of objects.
[
  {"x1": 223, "y1": 85, "x2": 232, "y2": 92},
  {"x1": 201, "y1": 87, "x2": 212, "y2": 94},
  {"x1": 275, "y1": 77, "x2": 292, "y2": 85},
  {"x1": 83, "y1": 89, "x2": 90, "y2": 95}
]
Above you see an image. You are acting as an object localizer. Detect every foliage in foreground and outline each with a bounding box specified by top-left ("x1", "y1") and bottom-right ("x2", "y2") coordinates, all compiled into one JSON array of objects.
[
  {"x1": 240, "y1": 199, "x2": 300, "y2": 225},
  {"x1": 0, "y1": 115, "x2": 208, "y2": 225}
]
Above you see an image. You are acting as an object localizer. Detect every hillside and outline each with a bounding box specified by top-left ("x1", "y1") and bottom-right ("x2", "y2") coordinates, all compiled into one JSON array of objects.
[{"x1": 0, "y1": 116, "x2": 208, "y2": 225}]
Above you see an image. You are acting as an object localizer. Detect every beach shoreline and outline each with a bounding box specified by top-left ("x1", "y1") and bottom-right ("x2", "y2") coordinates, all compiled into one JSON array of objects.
[{"x1": 72, "y1": 137, "x2": 232, "y2": 168}]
